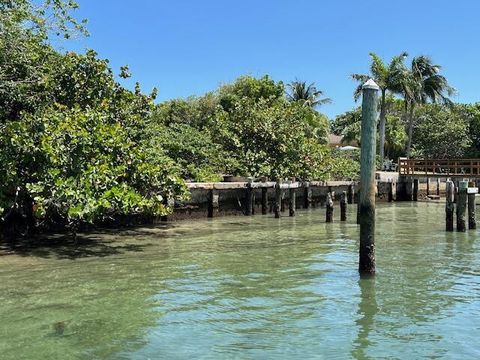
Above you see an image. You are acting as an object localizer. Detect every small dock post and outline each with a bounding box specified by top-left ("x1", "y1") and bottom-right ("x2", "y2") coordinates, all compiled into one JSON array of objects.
[
  {"x1": 436, "y1": 178, "x2": 440, "y2": 196},
  {"x1": 261, "y1": 187, "x2": 268, "y2": 215},
  {"x1": 348, "y1": 184, "x2": 355, "y2": 204},
  {"x1": 387, "y1": 180, "x2": 393, "y2": 202},
  {"x1": 358, "y1": 79, "x2": 379, "y2": 275},
  {"x1": 426, "y1": 178, "x2": 430, "y2": 196},
  {"x1": 456, "y1": 180, "x2": 468, "y2": 232},
  {"x1": 340, "y1": 191, "x2": 347, "y2": 221},
  {"x1": 208, "y1": 189, "x2": 219, "y2": 218},
  {"x1": 274, "y1": 181, "x2": 281, "y2": 218},
  {"x1": 245, "y1": 181, "x2": 253, "y2": 216},
  {"x1": 453, "y1": 181, "x2": 458, "y2": 204},
  {"x1": 413, "y1": 179, "x2": 419, "y2": 201},
  {"x1": 303, "y1": 183, "x2": 311, "y2": 209},
  {"x1": 468, "y1": 181, "x2": 477, "y2": 230},
  {"x1": 445, "y1": 180, "x2": 454, "y2": 231},
  {"x1": 326, "y1": 192, "x2": 334, "y2": 222},
  {"x1": 289, "y1": 187, "x2": 296, "y2": 217}
]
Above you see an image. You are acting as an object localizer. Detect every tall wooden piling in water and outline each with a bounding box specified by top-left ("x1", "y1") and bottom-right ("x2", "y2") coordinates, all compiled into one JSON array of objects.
[
  {"x1": 445, "y1": 180, "x2": 454, "y2": 232},
  {"x1": 456, "y1": 180, "x2": 468, "y2": 232},
  {"x1": 436, "y1": 178, "x2": 440, "y2": 196},
  {"x1": 340, "y1": 191, "x2": 347, "y2": 221},
  {"x1": 326, "y1": 192, "x2": 334, "y2": 222},
  {"x1": 358, "y1": 79, "x2": 379, "y2": 275}
]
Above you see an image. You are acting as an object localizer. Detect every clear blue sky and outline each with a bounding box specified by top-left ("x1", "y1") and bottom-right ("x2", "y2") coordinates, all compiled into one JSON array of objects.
[{"x1": 65, "y1": 0, "x2": 480, "y2": 118}]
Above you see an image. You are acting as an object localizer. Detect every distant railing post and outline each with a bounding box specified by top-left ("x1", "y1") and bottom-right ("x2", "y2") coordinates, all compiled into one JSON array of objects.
[{"x1": 358, "y1": 79, "x2": 379, "y2": 275}]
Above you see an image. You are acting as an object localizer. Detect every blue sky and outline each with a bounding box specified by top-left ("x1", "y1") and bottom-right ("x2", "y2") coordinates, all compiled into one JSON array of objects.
[{"x1": 65, "y1": 0, "x2": 480, "y2": 118}]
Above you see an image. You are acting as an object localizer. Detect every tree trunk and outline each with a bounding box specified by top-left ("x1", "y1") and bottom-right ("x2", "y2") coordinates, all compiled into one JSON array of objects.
[
  {"x1": 406, "y1": 103, "x2": 415, "y2": 158},
  {"x1": 378, "y1": 89, "x2": 387, "y2": 164}
]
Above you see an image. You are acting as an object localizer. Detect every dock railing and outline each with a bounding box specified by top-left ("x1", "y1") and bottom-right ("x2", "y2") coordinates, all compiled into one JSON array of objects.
[{"x1": 398, "y1": 157, "x2": 480, "y2": 177}]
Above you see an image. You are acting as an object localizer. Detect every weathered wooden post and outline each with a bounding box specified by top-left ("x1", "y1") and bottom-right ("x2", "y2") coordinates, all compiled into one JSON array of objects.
[
  {"x1": 274, "y1": 181, "x2": 281, "y2": 218},
  {"x1": 326, "y1": 192, "x2": 334, "y2": 222},
  {"x1": 340, "y1": 191, "x2": 347, "y2": 221},
  {"x1": 426, "y1": 178, "x2": 430, "y2": 196},
  {"x1": 289, "y1": 187, "x2": 296, "y2": 217},
  {"x1": 436, "y1": 178, "x2": 440, "y2": 196},
  {"x1": 445, "y1": 180, "x2": 454, "y2": 232},
  {"x1": 245, "y1": 182, "x2": 253, "y2": 216},
  {"x1": 348, "y1": 184, "x2": 355, "y2": 204},
  {"x1": 468, "y1": 181, "x2": 477, "y2": 230},
  {"x1": 453, "y1": 181, "x2": 458, "y2": 204},
  {"x1": 358, "y1": 79, "x2": 378, "y2": 275},
  {"x1": 387, "y1": 180, "x2": 393, "y2": 202},
  {"x1": 456, "y1": 180, "x2": 468, "y2": 232},
  {"x1": 303, "y1": 183, "x2": 311, "y2": 209},
  {"x1": 261, "y1": 187, "x2": 268, "y2": 215},
  {"x1": 208, "y1": 189, "x2": 219, "y2": 218},
  {"x1": 413, "y1": 179, "x2": 419, "y2": 201}
]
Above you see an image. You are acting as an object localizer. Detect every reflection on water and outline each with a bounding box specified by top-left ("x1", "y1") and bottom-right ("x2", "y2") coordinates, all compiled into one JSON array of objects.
[{"x1": 0, "y1": 203, "x2": 479, "y2": 359}]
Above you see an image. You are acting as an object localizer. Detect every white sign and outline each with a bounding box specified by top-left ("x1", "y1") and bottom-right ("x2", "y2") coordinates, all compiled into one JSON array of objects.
[{"x1": 467, "y1": 187, "x2": 478, "y2": 194}]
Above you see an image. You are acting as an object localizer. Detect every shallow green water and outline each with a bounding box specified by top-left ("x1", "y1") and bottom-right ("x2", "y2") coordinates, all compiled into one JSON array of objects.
[{"x1": 1, "y1": 203, "x2": 479, "y2": 359}]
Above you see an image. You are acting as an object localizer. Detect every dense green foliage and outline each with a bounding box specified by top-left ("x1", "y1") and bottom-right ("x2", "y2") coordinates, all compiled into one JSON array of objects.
[
  {"x1": 150, "y1": 75, "x2": 355, "y2": 182},
  {"x1": 0, "y1": 1, "x2": 358, "y2": 235},
  {"x1": 332, "y1": 101, "x2": 480, "y2": 161}
]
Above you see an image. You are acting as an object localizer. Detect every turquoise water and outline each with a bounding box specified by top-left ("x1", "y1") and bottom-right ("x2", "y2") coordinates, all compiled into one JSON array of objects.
[{"x1": 0, "y1": 203, "x2": 479, "y2": 359}]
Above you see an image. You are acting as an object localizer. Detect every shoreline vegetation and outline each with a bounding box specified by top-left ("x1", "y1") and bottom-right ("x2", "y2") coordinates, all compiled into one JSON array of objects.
[{"x1": 2, "y1": 0, "x2": 480, "y2": 241}]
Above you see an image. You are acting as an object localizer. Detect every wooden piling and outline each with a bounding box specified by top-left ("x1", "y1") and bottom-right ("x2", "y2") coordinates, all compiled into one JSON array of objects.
[
  {"x1": 445, "y1": 180, "x2": 454, "y2": 232},
  {"x1": 289, "y1": 188, "x2": 296, "y2": 217},
  {"x1": 304, "y1": 183, "x2": 311, "y2": 209},
  {"x1": 340, "y1": 191, "x2": 347, "y2": 221},
  {"x1": 387, "y1": 181, "x2": 393, "y2": 202},
  {"x1": 456, "y1": 180, "x2": 468, "y2": 232},
  {"x1": 453, "y1": 181, "x2": 458, "y2": 204},
  {"x1": 261, "y1": 187, "x2": 268, "y2": 215},
  {"x1": 207, "y1": 189, "x2": 219, "y2": 218},
  {"x1": 468, "y1": 181, "x2": 476, "y2": 230},
  {"x1": 348, "y1": 184, "x2": 354, "y2": 204},
  {"x1": 274, "y1": 181, "x2": 281, "y2": 218},
  {"x1": 280, "y1": 191, "x2": 286, "y2": 212},
  {"x1": 413, "y1": 179, "x2": 419, "y2": 201},
  {"x1": 436, "y1": 178, "x2": 440, "y2": 196},
  {"x1": 245, "y1": 184, "x2": 253, "y2": 216},
  {"x1": 426, "y1": 178, "x2": 430, "y2": 196},
  {"x1": 326, "y1": 192, "x2": 334, "y2": 223},
  {"x1": 358, "y1": 79, "x2": 379, "y2": 275}
]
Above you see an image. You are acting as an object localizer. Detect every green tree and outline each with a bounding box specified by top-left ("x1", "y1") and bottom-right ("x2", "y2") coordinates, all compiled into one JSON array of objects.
[
  {"x1": 412, "y1": 105, "x2": 470, "y2": 159},
  {"x1": 399, "y1": 56, "x2": 455, "y2": 157},
  {"x1": 286, "y1": 80, "x2": 331, "y2": 108},
  {"x1": 351, "y1": 52, "x2": 408, "y2": 162}
]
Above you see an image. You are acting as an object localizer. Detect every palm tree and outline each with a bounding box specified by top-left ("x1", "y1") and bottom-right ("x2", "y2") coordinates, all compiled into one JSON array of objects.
[
  {"x1": 399, "y1": 56, "x2": 455, "y2": 157},
  {"x1": 351, "y1": 52, "x2": 408, "y2": 163},
  {"x1": 286, "y1": 80, "x2": 332, "y2": 108}
]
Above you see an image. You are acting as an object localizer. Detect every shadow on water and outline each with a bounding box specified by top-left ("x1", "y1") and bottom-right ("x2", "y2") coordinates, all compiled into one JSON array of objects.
[{"x1": 0, "y1": 222, "x2": 177, "y2": 260}]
